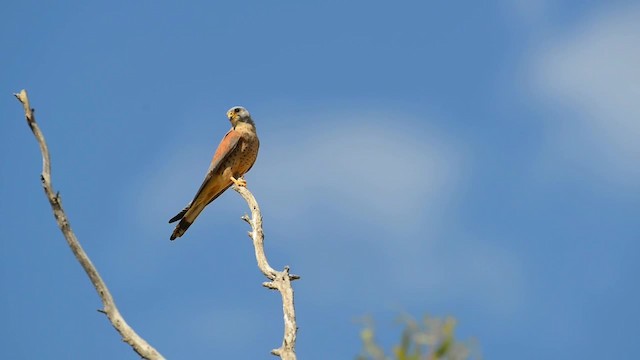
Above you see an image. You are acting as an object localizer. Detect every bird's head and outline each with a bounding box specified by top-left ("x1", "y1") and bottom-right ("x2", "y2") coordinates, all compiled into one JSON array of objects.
[{"x1": 226, "y1": 106, "x2": 254, "y2": 128}]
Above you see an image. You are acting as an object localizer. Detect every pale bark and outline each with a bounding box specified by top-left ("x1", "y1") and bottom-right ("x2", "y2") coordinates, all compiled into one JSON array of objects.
[
  {"x1": 14, "y1": 90, "x2": 165, "y2": 360},
  {"x1": 234, "y1": 185, "x2": 299, "y2": 359}
]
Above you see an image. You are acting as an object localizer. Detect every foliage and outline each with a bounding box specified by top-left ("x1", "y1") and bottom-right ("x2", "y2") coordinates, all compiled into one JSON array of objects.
[{"x1": 357, "y1": 314, "x2": 480, "y2": 360}]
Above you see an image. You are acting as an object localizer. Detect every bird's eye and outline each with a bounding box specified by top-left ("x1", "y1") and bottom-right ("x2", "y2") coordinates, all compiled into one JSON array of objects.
[{"x1": 234, "y1": 108, "x2": 241, "y2": 113}]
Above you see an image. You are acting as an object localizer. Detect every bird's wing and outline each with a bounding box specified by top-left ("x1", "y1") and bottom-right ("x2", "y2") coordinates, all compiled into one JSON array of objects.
[
  {"x1": 168, "y1": 129, "x2": 242, "y2": 224},
  {"x1": 168, "y1": 204, "x2": 190, "y2": 223},
  {"x1": 188, "y1": 129, "x2": 242, "y2": 206}
]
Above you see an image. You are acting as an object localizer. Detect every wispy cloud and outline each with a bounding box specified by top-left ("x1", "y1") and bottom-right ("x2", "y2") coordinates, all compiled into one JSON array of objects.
[
  {"x1": 252, "y1": 109, "x2": 462, "y2": 235},
  {"x1": 529, "y1": 3, "x2": 640, "y2": 189},
  {"x1": 250, "y1": 109, "x2": 522, "y2": 313}
]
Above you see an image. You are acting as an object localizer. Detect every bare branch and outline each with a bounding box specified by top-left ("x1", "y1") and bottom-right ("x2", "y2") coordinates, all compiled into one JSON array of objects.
[
  {"x1": 232, "y1": 185, "x2": 299, "y2": 359},
  {"x1": 14, "y1": 90, "x2": 164, "y2": 360}
]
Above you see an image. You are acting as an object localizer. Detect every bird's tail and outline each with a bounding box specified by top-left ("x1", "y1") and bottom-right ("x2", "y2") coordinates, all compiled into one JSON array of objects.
[
  {"x1": 170, "y1": 218, "x2": 193, "y2": 240},
  {"x1": 169, "y1": 203, "x2": 191, "y2": 240},
  {"x1": 169, "y1": 202, "x2": 206, "y2": 240}
]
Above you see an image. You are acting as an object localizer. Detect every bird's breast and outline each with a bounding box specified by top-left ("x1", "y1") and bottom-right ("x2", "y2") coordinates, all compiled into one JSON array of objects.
[{"x1": 232, "y1": 132, "x2": 259, "y2": 176}]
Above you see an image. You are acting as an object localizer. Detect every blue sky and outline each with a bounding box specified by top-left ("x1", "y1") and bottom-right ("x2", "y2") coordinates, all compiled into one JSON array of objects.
[{"x1": 1, "y1": 1, "x2": 639, "y2": 359}]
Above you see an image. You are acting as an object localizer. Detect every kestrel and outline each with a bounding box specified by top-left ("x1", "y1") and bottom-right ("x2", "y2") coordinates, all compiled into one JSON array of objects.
[{"x1": 168, "y1": 106, "x2": 260, "y2": 240}]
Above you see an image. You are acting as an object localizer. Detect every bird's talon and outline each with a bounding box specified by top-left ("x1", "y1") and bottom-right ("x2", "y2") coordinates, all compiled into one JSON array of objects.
[{"x1": 230, "y1": 176, "x2": 247, "y2": 187}]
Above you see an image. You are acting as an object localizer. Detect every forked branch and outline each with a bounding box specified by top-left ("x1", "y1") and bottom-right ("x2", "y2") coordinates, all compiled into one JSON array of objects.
[
  {"x1": 14, "y1": 90, "x2": 164, "y2": 360},
  {"x1": 233, "y1": 185, "x2": 300, "y2": 359}
]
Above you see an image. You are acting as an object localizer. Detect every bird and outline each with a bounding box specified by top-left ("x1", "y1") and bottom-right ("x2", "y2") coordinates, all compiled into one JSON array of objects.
[{"x1": 168, "y1": 106, "x2": 260, "y2": 240}]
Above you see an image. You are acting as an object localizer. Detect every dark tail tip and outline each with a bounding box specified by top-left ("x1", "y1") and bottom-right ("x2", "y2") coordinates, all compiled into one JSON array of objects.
[{"x1": 170, "y1": 219, "x2": 192, "y2": 240}]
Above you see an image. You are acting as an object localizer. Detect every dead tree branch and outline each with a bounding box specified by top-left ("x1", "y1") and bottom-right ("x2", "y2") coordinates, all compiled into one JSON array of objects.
[
  {"x1": 14, "y1": 90, "x2": 164, "y2": 360},
  {"x1": 233, "y1": 185, "x2": 300, "y2": 359}
]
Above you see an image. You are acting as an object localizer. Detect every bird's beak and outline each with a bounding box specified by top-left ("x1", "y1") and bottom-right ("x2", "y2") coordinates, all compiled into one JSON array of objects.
[{"x1": 227, "y1": 112, "x2": 233, "y2": 120}]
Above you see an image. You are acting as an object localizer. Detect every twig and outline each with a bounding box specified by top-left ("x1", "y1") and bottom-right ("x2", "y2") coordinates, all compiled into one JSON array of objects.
[
  {"x1": 14, "y1": 90, "x2": 164, "y2": 360},
  {"x1": 233, "y1": 185, "x2": 299, "y2": 359}
]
